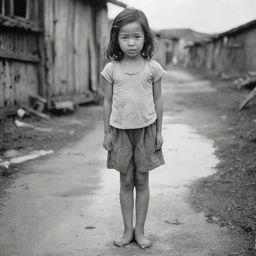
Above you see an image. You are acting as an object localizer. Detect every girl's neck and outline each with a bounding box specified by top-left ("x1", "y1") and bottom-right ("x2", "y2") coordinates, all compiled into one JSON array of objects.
[
  {"x1": 121, "y1": 55, "x2": 145, "y2": 63},
  {"x1": 119, "y1": 56, "x2": 146, "y2": 74}
]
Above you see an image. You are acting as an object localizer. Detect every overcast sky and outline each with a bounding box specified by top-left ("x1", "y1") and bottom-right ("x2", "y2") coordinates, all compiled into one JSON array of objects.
[{"x1": 108, "y1": 0, "x2": 256, "y2": 34}]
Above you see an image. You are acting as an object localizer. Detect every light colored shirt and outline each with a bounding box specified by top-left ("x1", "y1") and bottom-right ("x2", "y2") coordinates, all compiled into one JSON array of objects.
[{"x1": 101, "y1": 59, "x2": 166, "y2": 129}]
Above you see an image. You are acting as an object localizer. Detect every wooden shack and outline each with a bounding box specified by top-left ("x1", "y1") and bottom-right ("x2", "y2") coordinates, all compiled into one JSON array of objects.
[
  {"x1": 156, "y1": 29, "x2": 211, "y2": 68},
  {"x1": 185, "y1": 19, "x2": 256, "y2": 76},
  {"x1": 209, "y1": 19, "x2": 256, "y2": 76},
  {"x1": 154, "y1": 33, "x2": 179, "y2": 68},
  {"x1": 0, "y1": 0, "x2": 126, "y2": 117},
  {"x1": 0, "y1": 0, "x2": 42, "y2": 115}
]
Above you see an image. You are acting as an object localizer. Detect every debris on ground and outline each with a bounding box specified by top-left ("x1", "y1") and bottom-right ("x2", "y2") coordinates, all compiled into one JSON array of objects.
[
  {"x1": 0, "y1": 106, "x2": 97, "y2": 179},
  {"x1": 85, "y1": 226, "x2": 96, "y2": 229},
  {"x1": 53, "y1": 101, "x2": 75, "y2": 112},
  {"x1": 220, "y1": 72, "x2": 232, "y2": 80},
  {"x1": 29, "y1": 94, "x2": 47, "y2": 113},
  {"x1": 239, "y1": 86, "x2": 256, "y2": 111},
  {"x1": 0, "y1": 149, "x2": 53, "y2": 169},
  {"x1": 232, "y1": 74, "x2": 256, "y2": 110},
  {"x1": 21, "y1": 105, "x2": 51, "y2": 121},
  {"x1": 17, "y1": 108, "x2": 26, "y2": 119},
  {"x1": 64, "y1": 151, "x2": 86, "y2": 157},
  {"x1": 14, "y1": 120, "x2": 34, "y2": 128},
  {"x1": 165, "y1": 218, "x2": 184, "y2": 225},
  {"x1": 14, "y1": 120, "x2": 53, "y2": 133},
  {"x1": 17, "y1": 94, "x2": 51, "y2": 121},
  {"x1": 234, "y1": 76, "x2": 256, "y2": 90}
]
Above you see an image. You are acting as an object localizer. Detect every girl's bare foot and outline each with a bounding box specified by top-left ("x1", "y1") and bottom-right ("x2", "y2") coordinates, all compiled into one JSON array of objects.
[
  {"x1": 113, "y1": 230, "x2": 134, "y2": 247},
  {"x1": 134, "y1": 229, "x2": 152, "y2": 249}
]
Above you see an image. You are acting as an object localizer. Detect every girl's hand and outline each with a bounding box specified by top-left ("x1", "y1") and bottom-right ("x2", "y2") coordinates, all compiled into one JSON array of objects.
[
  {"x1": 103, "y1": 133, "x2": 112, "y2": 151},
  {"x1": 155, "y1": 132, "x2": 163, "y2": 151}
]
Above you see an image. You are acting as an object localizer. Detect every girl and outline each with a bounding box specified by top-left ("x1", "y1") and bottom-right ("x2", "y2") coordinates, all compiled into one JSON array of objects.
[{"x1": 101, "y1": 8, "x2": 166, "y2": 249}]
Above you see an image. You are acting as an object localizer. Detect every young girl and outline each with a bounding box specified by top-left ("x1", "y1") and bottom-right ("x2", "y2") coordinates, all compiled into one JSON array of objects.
[{"x1": 101, "y1": 8, "x2": 166, "y2": 249}]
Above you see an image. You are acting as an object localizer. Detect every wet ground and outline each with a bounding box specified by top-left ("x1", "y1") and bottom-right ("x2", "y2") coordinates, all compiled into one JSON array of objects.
[{"x1": 0, "y1": 68, "x2": 255, "y2": 255}]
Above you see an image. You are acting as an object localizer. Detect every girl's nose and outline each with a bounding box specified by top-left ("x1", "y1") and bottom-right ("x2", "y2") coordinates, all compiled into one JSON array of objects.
[{"x1": 128, "y1": 39, "x2": 135, "y2": 45}]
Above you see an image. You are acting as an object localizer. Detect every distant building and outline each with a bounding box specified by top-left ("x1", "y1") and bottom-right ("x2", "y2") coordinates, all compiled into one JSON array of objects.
[
  {"x1": 154, "y1": 28, "x2": 211, "y2": 67},
  {"x1": 184, "y1": 19, "x2": 256, "y2": 76}
]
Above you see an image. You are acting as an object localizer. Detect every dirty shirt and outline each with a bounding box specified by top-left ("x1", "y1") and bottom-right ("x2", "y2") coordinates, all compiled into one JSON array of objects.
[{"x1": 101, "y1": 59, "x2": 166, "y2": 129}]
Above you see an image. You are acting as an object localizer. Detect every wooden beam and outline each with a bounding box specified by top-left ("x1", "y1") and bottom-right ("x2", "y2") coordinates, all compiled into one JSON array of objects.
[
  {"x1": 107, "y1": 0, "x2": 127, "y2": 8},
  {"x1": 51, "y1": 92, "x2": 96, "y2": 108},
  {"x1": 239, "y1": 86, "x2": 256, "y2": 111},
  {"x1": 0, "y1": 14, "x2": 41, "y2": 32},
  {"x1": 0, "y1": 49, "x2": 39, "y2": 63},
  {"x1": 21, "y1": 104, "x2": 51, "y2": 120}
]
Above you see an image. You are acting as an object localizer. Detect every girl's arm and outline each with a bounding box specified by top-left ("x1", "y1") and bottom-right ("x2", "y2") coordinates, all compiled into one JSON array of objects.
[
  {"x1": 153, "y1": 79, "x2": 163, "y2": 150},
  {"x1": 102, "y1": 78, "x2": 113, "y2": 151}
]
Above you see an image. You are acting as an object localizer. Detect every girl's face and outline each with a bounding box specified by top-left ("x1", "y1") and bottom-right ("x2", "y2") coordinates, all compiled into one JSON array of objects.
[{"x1": 118, "y1": 21, "x2": 145, "y2": 59}]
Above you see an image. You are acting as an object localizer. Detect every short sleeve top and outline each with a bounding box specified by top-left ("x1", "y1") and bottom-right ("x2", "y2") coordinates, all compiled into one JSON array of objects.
[{"x1": 101, "y1": 59, "x2": 166, "y2": 129}]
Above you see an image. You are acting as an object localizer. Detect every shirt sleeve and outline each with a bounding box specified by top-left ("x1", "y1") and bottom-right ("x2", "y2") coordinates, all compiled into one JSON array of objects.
[
  {"x1": 100, "y1": 62, "x2": 114, "y2": 84},
  {"x1": 150, "y1": 60, "x2": 167, "y2": 83}
]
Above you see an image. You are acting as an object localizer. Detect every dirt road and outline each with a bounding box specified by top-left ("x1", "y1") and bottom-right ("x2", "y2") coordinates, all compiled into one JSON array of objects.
[{"x1": 0, "y1": 68, "x2": 252, "y2": 255}]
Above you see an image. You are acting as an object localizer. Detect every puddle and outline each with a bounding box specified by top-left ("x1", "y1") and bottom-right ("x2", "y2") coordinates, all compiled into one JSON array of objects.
[{"x1": 151, "y1": 122, "x2": 219, "y2": 188}]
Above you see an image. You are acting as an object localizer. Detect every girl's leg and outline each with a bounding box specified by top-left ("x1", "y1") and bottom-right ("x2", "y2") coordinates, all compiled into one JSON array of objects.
[
  {"x1": 113, "y1": 168, "x2": 135, "y2": 247},
  {"x1": 134, "y1": 171, "x2": 152, "y2": 249}
]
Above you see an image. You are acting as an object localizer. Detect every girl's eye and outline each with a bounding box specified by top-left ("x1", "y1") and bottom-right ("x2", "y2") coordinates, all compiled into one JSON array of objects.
[{"x1": 135, "y1": 36, "x2": 141, "y2": 39}]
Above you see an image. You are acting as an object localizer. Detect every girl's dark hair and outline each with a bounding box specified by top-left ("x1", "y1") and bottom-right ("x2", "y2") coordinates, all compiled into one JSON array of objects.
[{"x1": 106, "y1": 8, "x2": 155, "y2": 61}]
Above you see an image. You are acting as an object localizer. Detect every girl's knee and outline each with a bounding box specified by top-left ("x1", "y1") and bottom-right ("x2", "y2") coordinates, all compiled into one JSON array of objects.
[
  {"x1": 135, "y1": 172, "x2": 149, "y2": 191},
  {"x1": 120, "y1": 174, "x2": 134, "y2": 191}
]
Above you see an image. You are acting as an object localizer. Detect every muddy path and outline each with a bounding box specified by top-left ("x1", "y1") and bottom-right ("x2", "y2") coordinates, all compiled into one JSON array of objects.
[{"x1": 0, "y1": 67, "x2": 253, "y2": 255}]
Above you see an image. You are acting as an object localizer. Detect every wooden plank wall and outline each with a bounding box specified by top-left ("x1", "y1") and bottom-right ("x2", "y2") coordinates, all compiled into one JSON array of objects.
[
  {"x1": 0, "y1": 61, "x2": 38, "y2": 108},
  {"x1": 234, "y1": 28, "x2": 256, "y2": 72},
  {"x1": 0, "y1": 29, "x2": 39, "y2": 108},
  {"x1": 95, "y1": 7, "x2": 109, "y2": 72},
  {"x1": 44, "y1": 0, "x2": 108, "y2": 101}
]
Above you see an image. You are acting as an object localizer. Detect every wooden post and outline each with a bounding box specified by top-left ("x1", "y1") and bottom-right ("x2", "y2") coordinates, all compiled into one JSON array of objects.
[
  {"x1": 88, "y1": 6, "x2": 97, "y2": 92},
  {"x1": 9, "y1": 0, "x2": 14, "y2": 16},
  {"x1": 37, "y1": 0, "x2": 47, "y2": 102},
  {"x1": 26, "y1": 0, "x2": 30, "y2": 19}
]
